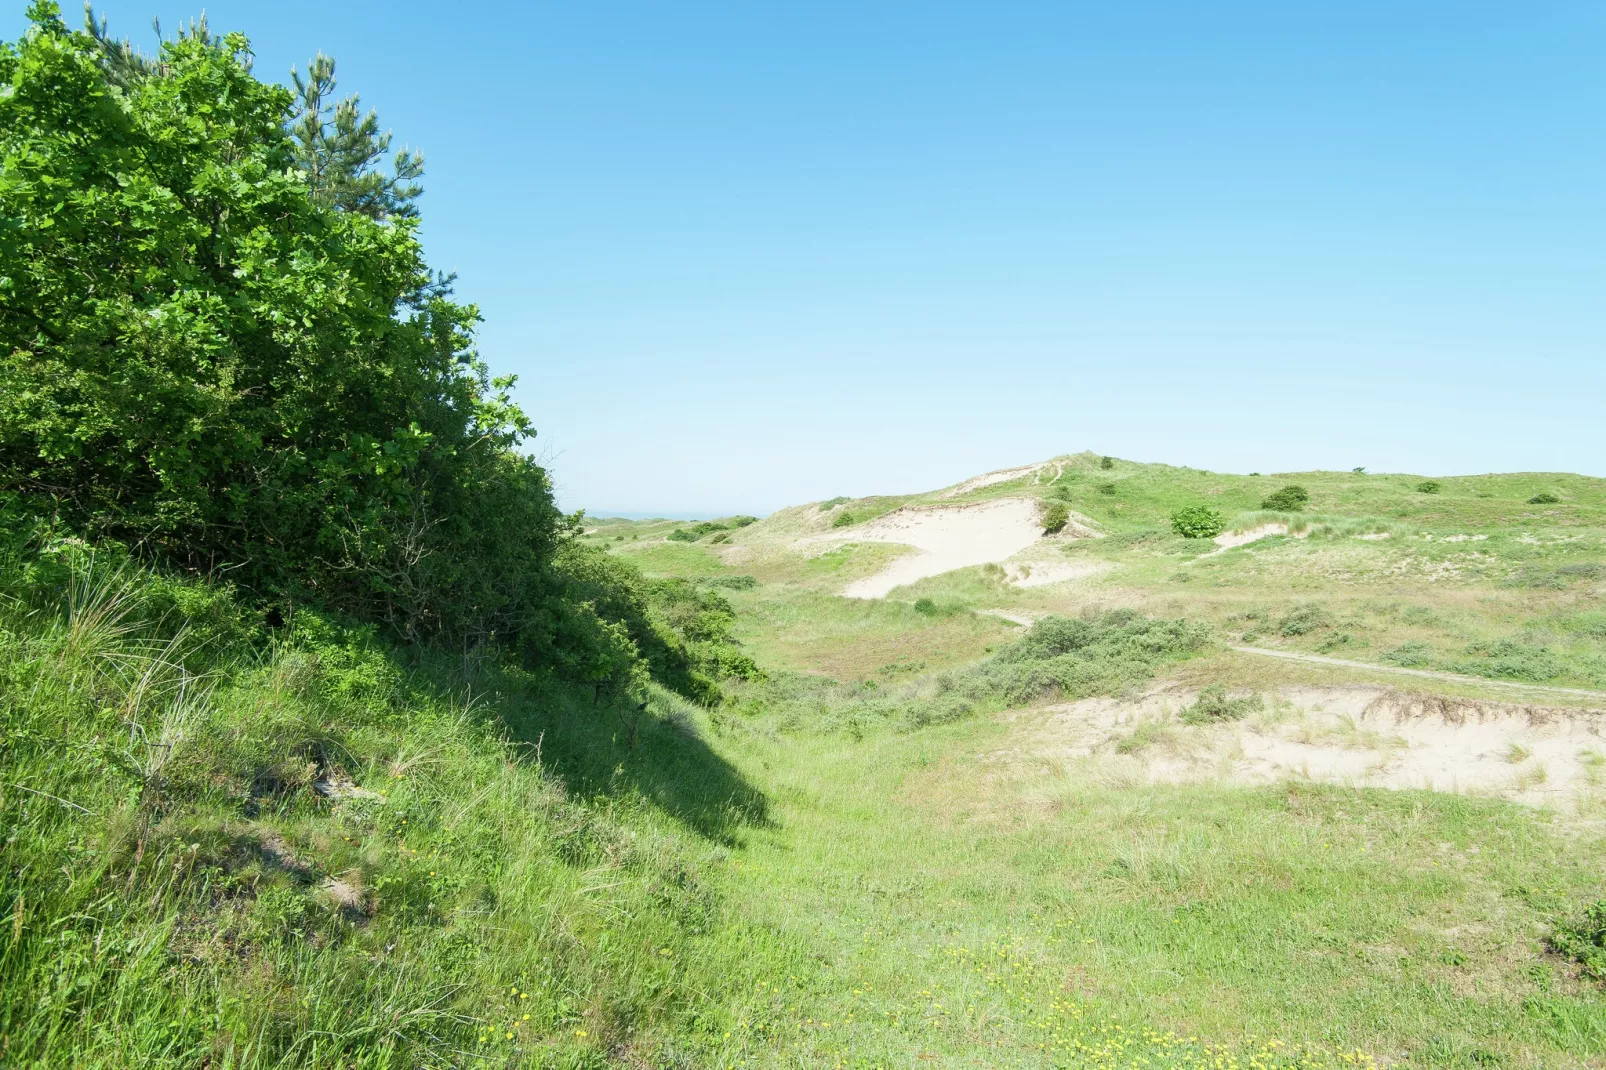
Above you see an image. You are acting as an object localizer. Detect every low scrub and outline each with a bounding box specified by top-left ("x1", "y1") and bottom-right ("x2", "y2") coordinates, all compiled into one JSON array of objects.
[
  {"x1": 1041, "y1": 501, "x2": 1071, "y2": 534},
  {"x1": 1551, "y1": 901, "x2": 1606, "y2": 982},
  {"x1": 1179, "y1": 684, "x2": 1259, "y2": 725},
  {"x1": 1278, "y1": 603, "x2": 1333, "y2": 637},
  {"x1": 1528, "y1": 492, "x2": 1561, "y2": 505},
  {"x1": 1259, "y1": 485, "x2": 1310, "y2": 512},
  {"x1": 1170, "y1": 506, "x2": 1225, "y2": 540},
  {"x1": 1416, "y1": 480, "x2": 1442, "y2": 494}
]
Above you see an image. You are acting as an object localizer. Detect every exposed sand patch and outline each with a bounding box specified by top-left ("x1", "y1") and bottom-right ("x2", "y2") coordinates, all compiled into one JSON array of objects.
[
  {"x1": 1201, "y1": 523, "x2": 1308, "y2": 557},
  {"x1": 989, "y1": 685, "x2": 1606, "y2": 809},
  {"x1": 939, "y1": 463, "x2": 1047, "y2": 498},
  {"x1": 811, "y1": 498, "x2": 1049, "y2": 598},
  {"x1": 1004, "y1": 560, "x2": 1109, "y2": 589}
]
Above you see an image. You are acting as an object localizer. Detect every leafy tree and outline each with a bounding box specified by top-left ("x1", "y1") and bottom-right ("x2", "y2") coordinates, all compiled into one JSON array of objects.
[
  {"x1": 1170, "y1": 506, "x2": 1225, "y2": 539},
  {"x1": 0, "y1": 6, "x2": 564, "y2": 653}
]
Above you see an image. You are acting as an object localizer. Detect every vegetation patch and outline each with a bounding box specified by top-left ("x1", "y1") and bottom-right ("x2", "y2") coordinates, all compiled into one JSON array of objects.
[
  {"x1": 1550, "y1": 901, "x2": 1606, "y2": 982},
  {"x1": 1179, "y1": 684, "x2": 1260, "y2": 724},
  {"x1": 1260, "y1": 485, "x2": 1311, "y2": 511},
  {"x1": 1170, "y1": 506, "x2": 1226, "y2": 539}
]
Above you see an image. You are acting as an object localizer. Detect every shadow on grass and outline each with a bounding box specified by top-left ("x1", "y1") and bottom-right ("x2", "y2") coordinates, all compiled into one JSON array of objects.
[{"x1": 487, "y1": 675, "x2": 770, "y2": 845}]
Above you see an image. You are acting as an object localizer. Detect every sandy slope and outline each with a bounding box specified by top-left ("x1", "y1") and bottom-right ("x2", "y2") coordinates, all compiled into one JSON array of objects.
[
  {"x1": 991, "y1": 685, "x2": 1606, "y2": 809},
  {"x1": 812, "y1": 498, "x2": 1048, "y2": 598}
]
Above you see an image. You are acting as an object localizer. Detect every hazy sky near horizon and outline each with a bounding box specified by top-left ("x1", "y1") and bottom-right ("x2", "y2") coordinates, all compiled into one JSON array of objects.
[{"x1": 20, "y1": 2, "x2": 1605, "y2": 516}]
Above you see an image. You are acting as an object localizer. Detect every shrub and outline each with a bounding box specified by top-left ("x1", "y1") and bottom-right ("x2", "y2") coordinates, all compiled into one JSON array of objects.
[
  {"x1": 1099, "y1": 455, "x2": 1115, "y2": 470},
  {"x1": 1454, "y1": 638, "x2": 1564, "y2": 683},
  {"x1": 1382, "y1": 641, "x2": 1435, "y2": 668},
  {"x1": 1416, "y1": 480, "x2": 1442, "y2": 494},
  {"x1": 1097, "y1": 482, "x2": 1117, "y2": 496},
  {"x1": 701, "y1": 574, "x2": 758, "y2": 590},
  {"x1": 1259, "y1": 485, "x2": 1310, "y2": 512},
  {"x1": 1041, "y1": 501, "x2": 1070, "y2": 535},
  {"x1": 1278, "y1": 603, "x2": 1332, "y2": 636},
  {"x1": 731, "y1": 515, "x2": 759, "y2": 528},
  {"x1": 1551, "y1": 901, "x2": 1606, "y2": 982},
  {"x1": 666, "y1": 529, "x2": 699, "y2": 543},
  {"x1": 1529, "y1": 492, "x2": 1561, "y2": 505},
  {"x1": 913, "y1": 597, "x2": 939, "y2": 616},
  {"x1": 832, "y1": 511, "x2": 857, "y2": 529},
  {"x1": 1179, "y1": 685, "x2": 1258, "y2": 725},
  {"x1": 1170, "y1": 506, "x2": 1225, "y2": 540}
]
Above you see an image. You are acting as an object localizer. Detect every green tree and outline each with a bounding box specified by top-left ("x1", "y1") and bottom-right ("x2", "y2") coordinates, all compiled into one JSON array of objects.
[
  {"x1": 0, "y1": 4, "x2": 554, "y2": 649},
  {"x1": 288, "y1": 52, "x2": 424, "y2": 220},
  {"x1": 1041, "y1": 501, "x2": 1070, "y2": 534}
]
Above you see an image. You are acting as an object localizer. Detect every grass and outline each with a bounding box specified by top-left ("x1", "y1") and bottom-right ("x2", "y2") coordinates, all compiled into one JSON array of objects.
[{"x1": 9, "y1": 454, "x2": 1606, "y2": 1067}]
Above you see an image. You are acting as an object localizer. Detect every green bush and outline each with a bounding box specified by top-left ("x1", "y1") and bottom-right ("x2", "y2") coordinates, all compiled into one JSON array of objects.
[
  {"x1": 1099, "y1": 455, "x2": 1115, "y2": 470},
  {"x1": 1453, "y1": 638, "x2": 1564, "y2": 683},
  {"x1": 913, "y1": 597, "x2": 939, "y2": 616},
  {"x1": 1170, "y1": 506, "x2": 1226, "y2": 540},
  {"x1": 1041, "y1": 501, "x2": 1070, "y2": 534},
  {"x1": 832, "y1": 511, "x2": 857, "y2": 529},
  {"x1": 1416, "y1": 481, "x2": 1442, "y2": 494},
  {"x1": 0, "y1": 9, "x2": 583, "y2": 665},
  {"x1": 1278, "y1": 603, "x2": 1332, "y2": 636},
  {"x1": 1529, "y1": 492, "x2": 1561, "y2": 505},
  {"x1": 1097, "y1": 482, "x2": 1117, "y2": 496},
  {"x1": 1382, "y1": 641, "x2": 1435, "y2": 668},
  {"x1": 731, "y1": 515, "x2": 759, "y2": 528},
  {"x1": 1551, "y1": 901, "x2": 1606, "y2": 982},
  {"x1": 701, "y1": 574, "x2": 758, "y2": 590},
  {"x1": 1179, "y1": 685, "x2": 1258, "y2": 725},
  {"x1": 1259, "y1": 485, "x2": 1310, "y2": 511}
]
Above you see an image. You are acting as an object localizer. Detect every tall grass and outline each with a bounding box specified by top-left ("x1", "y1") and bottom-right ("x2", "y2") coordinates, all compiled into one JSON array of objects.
[{"x1": 0, "y1": 545, "x2": 771, "y2": 1067}]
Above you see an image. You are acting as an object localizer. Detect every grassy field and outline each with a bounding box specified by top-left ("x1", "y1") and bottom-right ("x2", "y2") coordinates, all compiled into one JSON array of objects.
[
  {"x1": 6, "y1": 456, "x2": 1606, "y2": 1067},
  {"x1": 569, "y1": 455, "x2": 1606, "y2": 1066}
]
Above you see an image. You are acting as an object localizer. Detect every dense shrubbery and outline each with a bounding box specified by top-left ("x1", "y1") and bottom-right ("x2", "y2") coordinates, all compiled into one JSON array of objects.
[
  {"x1": 1170, "y1": 505, "x2": 1225, "y2": 539},
  {"x1": 1260, "y1": 485, "x2": 1310, "y2": 511},
  {"x1": 1528, "y1": 492, "x2": 1561, "y2": 505},
  {"x1": 0, "y1": 7, "x2": 753, "y2": 704},
  {"x1": 1041, "y1": 500, "x2": 1070, "y2": 534},
  {"x1": 1416, "y1": 480, "x2": 1442, "y2": 494}
]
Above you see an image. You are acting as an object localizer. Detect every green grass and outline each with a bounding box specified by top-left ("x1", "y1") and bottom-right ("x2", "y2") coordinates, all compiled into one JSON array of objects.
[{"x1": 9, "y1": 455, "x2": 1606, "y2": 1067}]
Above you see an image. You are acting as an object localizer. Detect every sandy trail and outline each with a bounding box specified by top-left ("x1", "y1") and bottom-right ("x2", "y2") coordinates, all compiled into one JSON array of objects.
[
  {"x1": 1232, "y1": 646, "x2": 1606, "y2": 700},
  {"x1": 815, "y1": 498, "x2": 1048, "y2": 599},
  {"x1": 989, "y1": 684, "x2": 1606, "y2": 808},
  {"x1": 939, "y1": 464, "x2": 1047, "y2": 499}
]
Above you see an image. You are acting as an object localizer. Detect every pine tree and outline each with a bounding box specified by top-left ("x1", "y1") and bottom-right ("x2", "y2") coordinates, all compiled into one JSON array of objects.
[
  {"x1": 289, "y1": 53, "x2": 424, "y2": 220},
  {"x1": 83, "y1": 5, "x2": 423, "y2": 220}
]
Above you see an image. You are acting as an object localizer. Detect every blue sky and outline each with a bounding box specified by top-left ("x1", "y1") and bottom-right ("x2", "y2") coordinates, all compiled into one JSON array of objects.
[{"x1": 18, "y1": 2, "x2": 1606, "y2": 516}]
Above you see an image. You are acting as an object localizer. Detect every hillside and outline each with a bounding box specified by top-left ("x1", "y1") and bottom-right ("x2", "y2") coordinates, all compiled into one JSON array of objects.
[
  {"x1": 4, "y1": 8, "x2": 1604, "y2": 1065},
  {"x1": 561, "y1": 453, "x2": 1606, "y2": 1066}
]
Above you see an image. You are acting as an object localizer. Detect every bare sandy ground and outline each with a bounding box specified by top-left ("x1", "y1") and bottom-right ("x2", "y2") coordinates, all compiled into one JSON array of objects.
[
  {"x1": 989, "y1": 685, "x2": 1606, "y2": 809},
  {"x1": 1003, "y1": 560, "x2": 1108, "y2": 589},
  {"x1": 811, "y1": 498, "x2": 1049, "y2": 599},
  {"x1": 938, "y1": 463, "x2": 1049, "y2": 499}
]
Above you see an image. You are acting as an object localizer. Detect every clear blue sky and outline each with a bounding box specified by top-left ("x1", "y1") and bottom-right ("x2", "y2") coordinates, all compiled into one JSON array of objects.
[{"x1": 18, "y1": 2, "x2": 1606, "y2": 516}]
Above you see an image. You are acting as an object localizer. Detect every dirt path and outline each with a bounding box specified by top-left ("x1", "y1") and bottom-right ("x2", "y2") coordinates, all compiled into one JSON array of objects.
[{"x1": 1232, "y1": 645, "x2": 1606, "y2": 700}]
